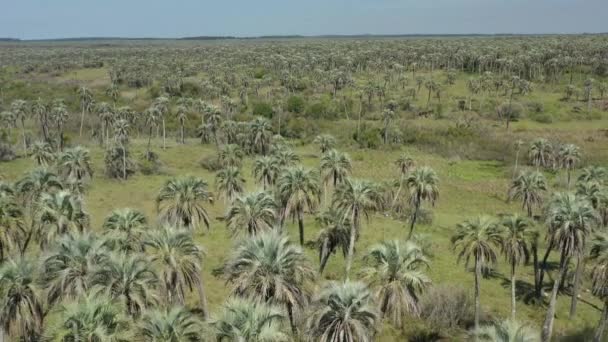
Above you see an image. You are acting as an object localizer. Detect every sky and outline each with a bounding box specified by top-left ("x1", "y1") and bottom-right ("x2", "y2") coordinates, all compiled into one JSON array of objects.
[{"x1": 1, "y1": 0, "x2": 607, "y2": 39}]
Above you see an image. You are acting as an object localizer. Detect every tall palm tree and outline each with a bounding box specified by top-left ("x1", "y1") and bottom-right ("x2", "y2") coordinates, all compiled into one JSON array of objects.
[
  {"x1": 528, "y1": 138, "x2": 552, "y2": 170},
  {"x1": 277, "y1": 166, "x2": 320, "y2": 245},
  {"x1": 333, "y1": 179, "x2": 380, "y2": 278},
  {"x1": 250, "y1": 117, "x2": 273, "y2": 155},
  {"x1": 57, "y1": 146, "x2": 94, "y2": 182},
  {"x1": 406, "y1": 167, "x2": 439, "y2": 239},
  {"x1": 0, "y1": 258, "x2": 44, "y2": 341},
  {"x1": 176, "y1": 104, "x2": 188, "y2": 144},
  {"x1": 509, "y1": 171, "x2": 547, "y2": 217},
  {"x1": 41, "y1": 232, "x2": 108, "y2": 304},
  {"x1": 113, "y1": 119, "x2": 131, "y2": 180},
  {"x1": 36, "y1": 190, "x2": 89, "y2": 249},
  {"x1": 203, "y1": 105, "x2": 223, "y2": 149},
  {"x1": 11, "y1": 99, "x2": 29, "y2": 155},
  {"x1": 313, "y1": 209, "x2": 350, "y2": 275},
  {"x1": 577, "y1": 180, "x2": 608, "y2": 228},
  {"x1": 313, "y1": 134, "x2": 336, "y2": 154},
  {"x1": 32, "y1": 98, "x2": 49, "y2": 142},
  {"x1": 212, "y1": 297, "x2": 289, "y2": 342},
  {"x1": 50, "y1": 100, "x2": 69, "y2": 151},
  {"x1": 218, "y1": 143, "x2": 244, "y2": 168},
  {"x1": 589, "y1": 232, "x2": 608, "y2": 342},
  {"x1": 102, "y1": 208, "x2": 147, "y2": 252},
  {"x1": 91, "y1": 252, "x2": 158, "y2": 317},
  {"x1": 452, "y1": 216, "x2": 503, "y2": 334},
  {"x1": 139, "y1": 307, "x2": 204, "y2": 342},
  {"x1": 144, "y1": 225, "x2": 208, "y2": 317},
  {"x1": 558, "y1": 143, "x2": 581, "y2": 188},
  {"x1": 226, "y1": 191, "x2": 277, "y2": 236},
  {"x1": 361, "y1": 240, "x2": 430, "y2": 327},
  {"x1": 0, "y1": 189, "x2": 23, "y2": 262},
  {"x1": 145, "y1": 106, "x2": 160, "y2": 155},
  {"x1": 48, "y1": 293, "x2": 133, "y2": 342},
  {"x1": 305, "y1": 281, "x2": 378, "y2": 342},
  {"x1": 320, "y1": 149, "x2": 352, "y2": 205},
  {"x1": 500, "y1": 214, "x2": 533, "y2": 319},
  {"x1": 477, "y1": 320, "x2": 540, "y2": 342},
  {"x1": 153, "y1": 96, "x2": 169, "y2": 149},
  {"x1": 541, "y1": 193, "x2": 596, "y2": 341},
  {"x1": 29, "y1": 141, "x2": 55, "y2": 167},
  {"x1": 78, "y1": 86, "x2": 93, "y2": 137},
  {"x1": 395, "y1": 153, "x2": 415, "y2": 176},
  {"x1": 382, "y1": 109, "x2": 396, "y2": 144},
  {"x1": 253, "y1": 156, "x2": 279, "y2": 190},
  {"x1": 16, "y1": 168, "x2": 63, "y2": 206},
  {"x1": 220, "y1": 231, "x2": 315, "y2": 333},
  {"x1": 216, "y1": 166, "x2": 245, "y2": 204},
  {"x1": 156, "y1": 176, "x2": 213, "y2": 231}
]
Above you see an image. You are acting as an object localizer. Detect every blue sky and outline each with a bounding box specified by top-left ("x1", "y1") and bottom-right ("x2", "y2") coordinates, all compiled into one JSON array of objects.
[{"x1": 1, "y1": 0, "x2": 607, "y2": 39}]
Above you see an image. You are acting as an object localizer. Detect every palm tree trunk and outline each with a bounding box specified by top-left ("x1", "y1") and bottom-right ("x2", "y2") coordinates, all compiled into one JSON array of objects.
[
  {"x1": 511, "y1": 260, "x2": 517, "y2": 320},
  {"x1": 542, "y1": 253, "x2": 568, "y2": 342},
  {"x1": 297, "y1": 209, "x2": 305, "y2": 246},
  {"x1": 408, "y1": 201, "x2": 420, "y2": 240},
  {"x1": 79, "y1": 105, "x2": 85, "y2": 137},
  {"x1": 21, "y1": 119, "x2": 27, "y2": 156},
  {"x1": 196, "y1": 275, "x2": 209, "y2": 319},
  {"x1": 569, "y1": 253, "x2": 584, "y2": 318},
  {"x1": 122, "y1": 145, "x2": 127, "y2": 180},
  {"x1": 538, "y1": 241, "x2": 554, "y2": 298},
  {"x1": 345, "y1": 211, "x2": 358, "y2": 280},
  {"x1": 594, "y1": 301, "x2": 608, "y2": 342},
  {"x1": 532, "y1": 243, "x2": 540, "y2": 297},
  {"x1": 162, "y1": 119, "x2": 166, "y2": 149},
  {"x1": 147, "y1": 127, "x2": 153, "y2": 155},
  {"x1": 514, "y1": 150, "x2": 520, "y2": 178},
  {"x1": 474, "y1": 257, "x2": 481, "y2": 339},
  {"x1": 319, "y1": 241, "x2": 329, "y2": 275},
  {"x1": 286, "y1": 302, "x2": 297, "y2": 335},
  {"x1": 567, "y1": 168, "x2": 572, "y2": 189},
  {"x1": 180, "y1": 123, "x2": 185, "y2": 144}
]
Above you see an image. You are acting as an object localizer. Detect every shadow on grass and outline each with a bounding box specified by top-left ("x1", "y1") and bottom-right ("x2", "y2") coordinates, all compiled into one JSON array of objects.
[
  {"x1": 558, "y1": 326, "x2": 595, "y2": 342},
  {"x1": 499, "y1": 278, "x2": 544, "y2": 306}
]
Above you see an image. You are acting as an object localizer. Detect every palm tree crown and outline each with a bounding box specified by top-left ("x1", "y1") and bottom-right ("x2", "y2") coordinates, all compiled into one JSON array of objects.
[{"x1": 156, "y1": 176, "x2": 213, "y2": 231}]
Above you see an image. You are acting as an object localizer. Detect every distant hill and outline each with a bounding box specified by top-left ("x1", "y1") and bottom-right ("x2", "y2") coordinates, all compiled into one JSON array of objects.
[{"x1": 0, "y1": 38, "x2": 20, "y2": 41}]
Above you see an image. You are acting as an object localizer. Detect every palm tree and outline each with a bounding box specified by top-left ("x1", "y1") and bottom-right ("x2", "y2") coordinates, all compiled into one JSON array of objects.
[
  {"x1": 272, "y1": 147, "x2": 300, "y2": 170},
  {"x1": 578, "y1": 166, "x2": 607, "y2": 185},
  {"x1": 48, "y1": 293, "x2": 132, "y2": 342},
  {"x1": 406, "y1": 167, "x2": 439, "y2": 239},
  {"x1": 220, "y1": 231, "x2": 315, "y2": 333},
  {"x1": 29, "y1": 141, "x2": 55, "y2": 167},
  {"x1": 361, "y1": 240, "x2": 430, "y2": 327},
  {"x1": 41, "y1": 232, "x2": 107, "y2": 304},
  {"x1": 509, "y1": 171, "x2": 547, "y2": 217},
  {"x1": 333, "y1": 179, "x2": 380, "y2": 278},
  {"x1": 0, "y1": 189, "x2": 23, "y2": 261},
  {"x1": 528, "y1": 138, "x2": 552, "y2": 170},
  {"x1": 16, "y1": 168, "x2": 63, "y2": 206},
  {"x1": 78, "y1": 86, "x2": 93, "y2": 137},
  {"x1": 513, "y1": 139, "x2": 524, "y2": 178},
  {"x1": 216, "y1": 166, "x2": 245, "y2": 204},
  {"x1": 57, "y1": 146, "x2": 94, "y2": 182},
  {"x1": 277, "y1": 166, "x2": 320, "y2": 245},
  {"x1": 305, "y1": 281, "x2": 378, "y2": 342},
  {"x1": 452, "y1": 216, "x2": 503, "y2": 334},
  {"x1": 144, "y1": 225, "x2": 208, "y2": 317},
  {"x1": 102, "y1": 208, "x2": 147, "y2": 252},
  {"x1": 382, "y1": 109, "x2": 396, "y2": 144},
  {"x1": 36, "y1": 190, "x2": 89, "y2": 249},
  {"x1": 226, "y1": 191, "x2": 277, "y2": 236},
  {"x1": 156, "y1": 176, "x2": 213, "y2": 231},
  {"x1": 577, "y1": 180, "x2": 608, "y2": 228},
  {"x1": 395, "y1": 153, "x2": 415, "y2": 176},
  {"x1": 140, "y1": 307, "x2": 204, "y2": 342},
  {"x1": 212, "y1": 297, "x2": 289, "y2": 342},
  {"x1": 218, "y1": 143, "x2": 244, "y2": 168},
  {"x1": 500, "y1": 214, "x2": 533, "y2": 319},
  {"x1": 11, "y1": 99, "x2": 29, "y2": 155},
  {"x1": 153, "y1": 96, "x2": 169, "y2": 149},
  {"x1": 477, "y1": 320, "x2": 540, "y2": 342},
  {"x1": 176, "y1": 104, "x2": 188, "y2": 144},
  {"x1": 32, "y1": 98, "x2": 49, "y2": 142},
  {"x1": 253, "y1": 156, "x2": 279, "y2": 189},
  {"x1": 0, "y1": 258, "x2": 44, "y2": 341},
  {"x1": 541, "y1": 193, "x2": 596, "y2": 341},
  {"x1": 313, "y1": 134, "x2": 336, "y2": 154},
  {"x1": 112, "y1": 119, "x2": 131, "y2": 180},
  {"x1": 145, "y1": 106, "x2": 160, "y2": 155},
  {"x1": 589, "y1": 232, "x2": 608, "y2": 342},
  {"x1": 250, "y1": 117, "x2": 273, "y2": 155},
  {"x1": 203, "y1": 105, "x2": 223, "y2": 149},
  {"x1": 50, "y1": 100, "x2": 69, "y2": 151},
  {"x1": 313, "y1": 209, "x2": 350, "y2": 275},
  {"x1": 559, "y1": 143, "x2": 581, "y2": 188},
  {"x1": 91, "y1": 252, "x2": 158, "y2": 316},
  {"x1": 320, "y1": 149, "x2": 352, "y2": 205}
]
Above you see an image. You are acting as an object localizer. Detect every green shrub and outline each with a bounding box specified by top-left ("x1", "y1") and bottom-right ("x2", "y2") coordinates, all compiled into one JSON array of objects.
[
  {"x1": 420, "y1": 285, "x2": 475, "y2": 332},
  {"x1": 252, "y1": 101, "x2": 274, "y2": 118},
  {"x1": 287, "y1": 96, "x2": 305, "y2": 114}
]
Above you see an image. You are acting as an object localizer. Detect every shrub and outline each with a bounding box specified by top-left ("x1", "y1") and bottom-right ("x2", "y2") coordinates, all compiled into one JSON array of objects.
[
  {"x1": 420, "y1": 285, "x2": 475, "y2": 332},
  {"x1": 252, "y1": 101, "x2": 274, "y2": 118},
  {"x1": 199, "y1": 155, "x2": 222, "y2": 172},
  {"x1": 287, "y1": 96, "x2": 305, "y2": 114},
  {"x1": 282, "y1": 117, "x2": 319, "y2": 139},
  {"x1": 104, "y1": 145, "x2": 136, "y2": 179},
  {"x1": 139, "y1": 151, "x2": 164, "y2": 175},
  {"x1": 530, "y1": 113, "x2": 554, "y2": 124},
  {"x1": 353, "y1": 126, "x2": 382, "y2": 149}
]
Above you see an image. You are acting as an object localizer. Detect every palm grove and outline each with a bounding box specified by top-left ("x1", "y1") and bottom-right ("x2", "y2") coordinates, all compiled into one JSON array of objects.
[{"x1": 0, "y1": 36, "x2": 608, "y2": 341}]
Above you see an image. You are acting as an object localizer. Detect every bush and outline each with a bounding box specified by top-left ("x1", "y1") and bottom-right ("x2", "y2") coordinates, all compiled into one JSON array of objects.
[
  {"x1": 200, "y1": 155, "x2": 222, "y2": 172},
  {"x1": 104, "y1": 145, "x2": 136, "y2": 179},
  {"x1": 139, "y1": 151, "x2": 164, "y2": 175},
  {"x1": 0, "y1": 143, "x2": 16, "y2": 162},
  {"x1": 353, "y1": 126, "x2": 382, "y2": 149},
  {"x1": 530, "y1": 112, "x2": 554, "y2": 124},
  {"x1": 282, "y1": 117, "x2": 319, "y2": 139},
  {"x1": 420, "y1": 285, "x2": 475, "y2": 332},
  {"x1": 252, "y1": 101, "x2": 274, "y2": 118},
  {"x1": 287, "y1": 96, "x2": 305, "y2": 114}
]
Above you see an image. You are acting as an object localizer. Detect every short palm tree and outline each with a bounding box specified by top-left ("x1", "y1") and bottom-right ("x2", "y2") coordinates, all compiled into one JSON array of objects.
[
  {"x1": 313, "y1": 209, "x2": 350, "y2": 275},
  {"x1": 253, "y1": 156, "x2": 280, "y2": 189},
  {"x1": 140, "y1": 307, "x2": 204, "y2": 342},
  {"x1": 157, "y1": 176, "x2": 213, "y2": 231},
  {"x1": 277, "y1": 166, "x2": 320, "y2": 245},
  {"x1": 452, "y1": 216, "x2": 503, "y2": 334},
  {"x1": 36, "y1": 190, "x2": 89, "y2": 249},
  {"x1": 216, "y1": 166, "x2": 245, "y2": 204},
  {"x1": 406, "y1": 167, "x2": 439, "y2": 239},
  {"x1": 48, "y1": 294, "x2": 133, "y2": 342},
  {"x1": 395, "y1": 153, "x2": 415, "y2": 176},
  {"x1": 220, "y1": 231, "x2": 315, "y2": 333},
  {"x1": 589, "y1": 232, "x2": 608, "y2": 342},
  {"x1": 0, "y1": 190, "x2": 23, "y2": 261},
  {"x1": 305, "y1": 281, "x2": 378, "y2": 342},
  {"x1": 212, "y1": 297, "x2": 289, "y2": 342},
  {"x1": 333, "y1": 179, "x2": 380, "y2": 278},
  {"x1": 382, "y1": 109, "x2": 396, "y2": 144},
  {"x1": 558, "y1": 143, "x2": 581, "y2": 188},
  {"x1": 0, "y1": 257, "x2": 44, "y2": 341},
  {"x1": 320, "y1": 149, "x2": 352, "y2": 206},
  {"x1": 144, "y1": 225, "x2": 208, "y2": 317},
  {"x1": 226, "y1": 191, "x2": 277, "y2": 236},
  {"x1": 313, "y1": 134, "x2": 336, "y2": 154},
  {"x1": 29, "y1": 141, "x2": 55, "y2": 167},
  {"x1": 57, "y1": 146, "x2": 94, "y2": 181},
  {"x1": 500, "y1": 214, "x2": 533, "y2": 319},
  {"x1": 576, "y1": 180, "x2": 608, "y2": 228},
  {"x1": 272, "y1": 146, "x2": 300, "y2": 170},
  {"x1": 41, "y1": 232, "x2": 108, "y2": 304},
  {"x1": 361, "y1": 240, "x2": 430, "y2": 327},
  {"x1": 218, "y1": 143, "x2": 244, "y2": 168},
  {"x1": 541, "y1": 193, "x2": 597, "y2": 341},
  {"x1": 528, "y1": 138, "x2": 552, "y2": 170},
  {"x1": 250, "y1": 117, "x2": 273, "y2": 155},
  {"x1": 91, "y1": 252, "x2": 158, "y2": 317},
  {"x1": 16, "y1": 168, "x2": 63, "y2": 207},
  {"x1": 477, "y1": 320, "x2": 540, "y2": 342},
  {"x1": 578, "y1": 166, "x2": 606, "y2": 185},
  {"x1": 102, "y1": 208, "x2": 147, "y2": 252},
  {"x1": 509, "y1": 170, "x2": 547, "y2": 217}
]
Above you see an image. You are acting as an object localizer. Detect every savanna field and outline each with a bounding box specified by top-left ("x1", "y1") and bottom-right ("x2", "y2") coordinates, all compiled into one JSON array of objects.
[{"x1": 0, "y1": 36, "x2": 608, "y2": 341}]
